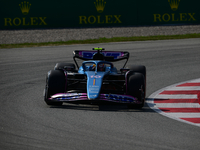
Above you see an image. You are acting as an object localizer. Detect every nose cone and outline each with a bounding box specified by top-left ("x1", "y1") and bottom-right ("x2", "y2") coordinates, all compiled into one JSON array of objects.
[
  {"x1": 88, "y1": 84, "x2": 101, "y2": 99},
  {"x1": 86, "y1": 72, "x2": 105, "y2": 100}
]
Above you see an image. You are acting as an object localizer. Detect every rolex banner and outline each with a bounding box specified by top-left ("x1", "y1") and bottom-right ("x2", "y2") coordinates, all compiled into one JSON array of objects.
[
  {"x1": 138, "y1": 0, "x2": 199, "y2": 25},
  {"x1": 0, "y1": 0, "x2": 199, "y2": 29}
]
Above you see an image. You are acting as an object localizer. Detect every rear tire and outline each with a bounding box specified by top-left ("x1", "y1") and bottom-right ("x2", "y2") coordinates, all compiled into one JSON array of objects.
[
  {"x1": 54, "y1": 63, "x2": 76, "y2": 71},
  {"x1": 44, "y1": 70, "x2": 65, "y2": 106}
]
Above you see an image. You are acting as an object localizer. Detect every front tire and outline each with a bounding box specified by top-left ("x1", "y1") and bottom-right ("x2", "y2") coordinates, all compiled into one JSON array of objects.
[
  {"x1": 127, "y1": 73, "x2": 145, "y2": 109},
  {"x1": 126, "y1": 65, "x2": 146, "y2": 78},
  {"x1": 44, "y1": 70, "x2": 65, "y2": 106}
]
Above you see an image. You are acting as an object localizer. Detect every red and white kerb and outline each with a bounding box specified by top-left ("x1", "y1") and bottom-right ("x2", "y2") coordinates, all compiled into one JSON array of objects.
[{"x1": 147, "y1": 78, "x2": 200, "y2": 127}]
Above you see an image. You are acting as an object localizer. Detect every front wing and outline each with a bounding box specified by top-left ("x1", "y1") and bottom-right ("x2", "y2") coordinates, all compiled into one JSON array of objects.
[{"x1": 49, "y1": 93, "x2": 142, "y2": 104}]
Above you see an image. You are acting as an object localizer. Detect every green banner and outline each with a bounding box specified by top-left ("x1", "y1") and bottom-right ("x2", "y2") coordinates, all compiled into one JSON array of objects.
[
  {"x1": 0, "y1": 0, "x2": 199, "y2": 29},
  {"x1": 0, "y1": 0, "x2": 138, "y2": 29},
  {"x1": 138, "y1": 0, "x2": 200, "y2": 25}
]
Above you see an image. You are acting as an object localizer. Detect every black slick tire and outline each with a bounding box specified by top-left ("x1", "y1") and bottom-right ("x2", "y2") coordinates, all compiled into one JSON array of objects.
[
  {"x1": 54, "y1": 63, "x2": 76, "y2": 71},
  {"x1": 127, "y1": 73, "x2": 145, "y2": 109},
  {"x1": 44, "y1": 70, "x2": 65, "y2": 106}
]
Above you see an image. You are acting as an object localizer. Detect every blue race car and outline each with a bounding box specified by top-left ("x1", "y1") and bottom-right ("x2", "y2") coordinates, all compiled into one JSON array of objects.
[{"x1": 44, "y1": 48, "x2": 146, "y2": 108}]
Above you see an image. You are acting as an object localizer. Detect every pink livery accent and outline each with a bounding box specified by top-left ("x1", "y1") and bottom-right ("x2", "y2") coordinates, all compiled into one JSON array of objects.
[{"x1": 49, "y1": 93, "x2": 141, "y2": 104}]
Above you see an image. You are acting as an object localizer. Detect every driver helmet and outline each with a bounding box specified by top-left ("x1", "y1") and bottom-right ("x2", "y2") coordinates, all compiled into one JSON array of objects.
[{"x1": 89, "y1": 64, "x2": 96, "y2": 71}]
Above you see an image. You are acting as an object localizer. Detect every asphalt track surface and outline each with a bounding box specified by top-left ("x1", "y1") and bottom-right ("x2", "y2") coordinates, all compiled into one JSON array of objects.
[{"x1": 0, "y1": 39, "x2": 200, "y2": 150}]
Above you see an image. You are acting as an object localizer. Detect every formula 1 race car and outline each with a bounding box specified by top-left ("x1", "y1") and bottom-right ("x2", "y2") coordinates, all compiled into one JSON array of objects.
[{"x1": 44, "y1": 48, "x2": 146, "y2": 108}]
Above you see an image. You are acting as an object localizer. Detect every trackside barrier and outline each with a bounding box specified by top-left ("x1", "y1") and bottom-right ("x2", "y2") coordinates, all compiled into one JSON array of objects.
[{"x1": 1, "y1": 0, "x2": 199, "y2": 29}]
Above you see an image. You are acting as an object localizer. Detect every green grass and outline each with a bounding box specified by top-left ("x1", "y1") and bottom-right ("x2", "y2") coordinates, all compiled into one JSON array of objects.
[{"x1": 1, "y1": 33, "x2": 200, "y2": 49}]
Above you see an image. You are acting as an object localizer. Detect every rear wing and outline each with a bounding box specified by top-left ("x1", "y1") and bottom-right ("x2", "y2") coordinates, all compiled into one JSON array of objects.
[{"x1": 73, "y1": 50, "x2": 129, "y2": 68}]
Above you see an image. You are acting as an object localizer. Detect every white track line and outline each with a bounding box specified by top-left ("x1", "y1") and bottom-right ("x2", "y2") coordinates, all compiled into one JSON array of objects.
[
  {"x1": 167, "y1": 113, "x2": 200, "y2": 118},
  {"x1": 165, "y1": 86, "x2": 200, "y2": 91},
  {"x1": 155, "y1": 103, "x2": 200, "y2": 108},
  {"x1": 154, "y1": 94, "x2": 197, "y2": 99},
  {"x1": 190, "y1": 79, "x2": 200, "y2": 83}
]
